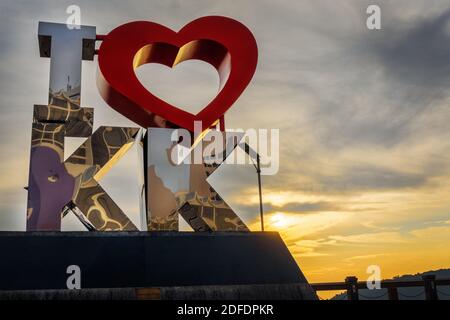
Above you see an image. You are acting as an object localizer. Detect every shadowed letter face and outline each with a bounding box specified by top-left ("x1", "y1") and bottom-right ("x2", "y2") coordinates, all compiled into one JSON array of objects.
[{"x1": 27, "y1": 146, "x2": 75, "y2": 230}]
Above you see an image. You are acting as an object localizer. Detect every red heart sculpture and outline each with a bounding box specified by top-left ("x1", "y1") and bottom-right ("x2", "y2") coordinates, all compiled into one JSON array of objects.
[{"x1": 97, "y1": 16, "x2": 258, "y2": 132}]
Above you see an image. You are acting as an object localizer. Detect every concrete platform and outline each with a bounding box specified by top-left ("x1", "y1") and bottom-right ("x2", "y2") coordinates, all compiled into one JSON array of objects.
[{"x1": 0, "y1": 231, "x2": 316, "y2": 299}]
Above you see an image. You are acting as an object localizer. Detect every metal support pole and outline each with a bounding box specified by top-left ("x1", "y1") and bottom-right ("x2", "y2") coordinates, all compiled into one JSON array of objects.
[
  {"x1": 241, "y1": 142, "x2": 264, "y2": 232},
  {"x1": 256, "y1": 154, "x2": 264, "y2": 232}
]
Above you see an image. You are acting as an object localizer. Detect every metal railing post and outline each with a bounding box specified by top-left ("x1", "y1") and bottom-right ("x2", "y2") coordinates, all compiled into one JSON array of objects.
[
  {"x1": 345, "y1": 276, "x2": 359, "y2": 301},
  {"x1": 423, "y1": 275, "x2": 438, "y2": 300},
  {"x1": 387, "y1": 287, "x2": 398, "y2": 300}
]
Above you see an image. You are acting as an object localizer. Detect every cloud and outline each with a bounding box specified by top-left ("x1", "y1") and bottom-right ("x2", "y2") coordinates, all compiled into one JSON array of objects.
[
  {"x1": 274, "y1": 201, "x2": 338, "y2": 212},
  {"x1": 375, "y1": 9, "x2": 450, "y2": 89},
  {"x1": 317, "y1": 164, "x2": 429, "y2": 191},
  {"x1": 294, "y1": 232, "x2": 407, "y2": 252},
  {"x1": 291, "y1": 232, "x2": 405, "y2": 259},
  {"x1": 344, "y1": 253, "x2": 389, "y2": 262},
  {"x1": 360, "y1": 220, "x2": 401, "y2": 231},
  {"x1": 246, "y1": 210, "x2": 348, "y2": 239},
  {"x1": 329, "y1": 232, "x2": 407, "y2": 244},
  {"x1": 410, "y1": 225, "x2": 450, "y2": 239},
  {"x1": 234, "y1": 200, "x2": 339, "y2": 215}
]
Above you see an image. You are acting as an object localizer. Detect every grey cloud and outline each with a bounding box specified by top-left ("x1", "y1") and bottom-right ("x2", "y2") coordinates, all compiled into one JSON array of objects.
[
  {"x1": 277, "y1": 201, "x2": 338, "y2": 212},
  {"x1": 234, "y1": 201, "x2": 338, "y2": 215},
  {"x1": 213, "y1": 2, "x2": 450, "y2": 197},
  {"x1": 375, "y1": 9, "x2": 450, "y2": 88},
  {"x1": 317, "y1": 164, "x2": 428, "y2": 191}
]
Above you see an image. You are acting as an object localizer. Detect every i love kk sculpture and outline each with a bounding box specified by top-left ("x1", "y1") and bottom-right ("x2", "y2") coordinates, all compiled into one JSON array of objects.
[{"x1": 26, "y1": 16, "x2": 258, "y2": 232}]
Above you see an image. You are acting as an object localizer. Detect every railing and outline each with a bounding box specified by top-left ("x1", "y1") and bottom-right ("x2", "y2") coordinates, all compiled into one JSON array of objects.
[{"x1": 311, "y1": 275, "x2": 450, "y2": 300}]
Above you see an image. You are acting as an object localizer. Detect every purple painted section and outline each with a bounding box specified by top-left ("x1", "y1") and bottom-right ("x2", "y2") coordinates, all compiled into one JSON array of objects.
[{"x1": 26, "y1": 146, "x2": 75, "y2": 231}]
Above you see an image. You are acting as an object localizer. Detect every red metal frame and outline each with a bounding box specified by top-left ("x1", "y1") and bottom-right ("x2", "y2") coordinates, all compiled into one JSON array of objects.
[{"x1": 96, "y1": 16, "x2": 258, "y2": 132}]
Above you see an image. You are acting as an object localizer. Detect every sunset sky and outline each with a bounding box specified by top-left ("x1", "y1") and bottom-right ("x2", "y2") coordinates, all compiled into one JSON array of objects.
[{"x1": 1, "y1": 0, "x2": 450, "y2": 298}]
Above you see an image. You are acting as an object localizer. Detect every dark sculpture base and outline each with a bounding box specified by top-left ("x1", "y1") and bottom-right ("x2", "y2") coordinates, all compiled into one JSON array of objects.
[{"x1": 0, "y1": 231, "x2": 317, "y2": 300}]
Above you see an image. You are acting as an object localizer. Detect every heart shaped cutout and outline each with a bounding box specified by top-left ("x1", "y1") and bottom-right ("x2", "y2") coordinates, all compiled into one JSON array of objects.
[
  {"x1": 97, "y1": 16, "x2": 258, "y2": 132},
  {"x1": 135, "y1": 60, "x2": 219, "y2": 115}
]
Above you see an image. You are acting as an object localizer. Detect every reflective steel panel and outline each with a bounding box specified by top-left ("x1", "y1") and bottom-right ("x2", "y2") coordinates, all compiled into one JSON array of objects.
[
  {"x1": 146, "y1": 128, "x2": 249, "y2": 231},
  {"x1": 64, "y1": 127, "x2": 140, "y2": 231}
]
